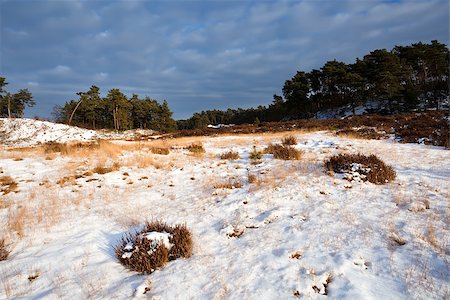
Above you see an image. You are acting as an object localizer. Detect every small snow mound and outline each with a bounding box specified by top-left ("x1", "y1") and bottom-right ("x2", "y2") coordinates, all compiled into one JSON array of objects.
[{"x1": 142, "y1": 231, "x2": 173, "y2": 254}]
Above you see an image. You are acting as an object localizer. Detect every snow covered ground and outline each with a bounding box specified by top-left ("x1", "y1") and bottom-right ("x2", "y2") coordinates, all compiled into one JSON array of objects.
[{"x1": 0, "y1": 120, "x2": 449, "y2": 299}]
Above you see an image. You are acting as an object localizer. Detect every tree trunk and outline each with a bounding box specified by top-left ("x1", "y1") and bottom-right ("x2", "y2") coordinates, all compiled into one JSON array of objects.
[{"x1": 7, "y1": 96, "x2": 11, "y2": 118}]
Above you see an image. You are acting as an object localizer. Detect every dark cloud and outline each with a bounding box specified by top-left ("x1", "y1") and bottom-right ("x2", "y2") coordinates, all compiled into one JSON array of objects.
[{"x1": 1, "y1": 0, "x2": 448, "y2": 119}]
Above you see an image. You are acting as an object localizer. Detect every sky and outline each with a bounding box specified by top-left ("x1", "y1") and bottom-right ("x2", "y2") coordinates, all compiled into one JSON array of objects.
[{"x1": 1, "y1": 0, "x2": 448, "y2": 120}]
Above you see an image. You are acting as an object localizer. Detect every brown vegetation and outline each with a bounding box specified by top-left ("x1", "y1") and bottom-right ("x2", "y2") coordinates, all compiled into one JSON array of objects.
[
  {"x1": 0, "y1": 176, "x2": 18, "y2": 195},
  {"x1": 324, "y1": 153, "x2": 396, "y2": 184},
  {"x1": 0, "y1": 239, "x2": 10, "y2": 261},
  {"x1": 265, "y1": 144, "x2": 303, "y2": 160},
  {"x1": 219, "y1": 150, "x2": 240, "y2": 160},
  {"x1": 282, "y1": 135, "x2": 297, "y2": 146},
  {"x1": 115, "y1": 220, "x2": 193, "y2": 273}
]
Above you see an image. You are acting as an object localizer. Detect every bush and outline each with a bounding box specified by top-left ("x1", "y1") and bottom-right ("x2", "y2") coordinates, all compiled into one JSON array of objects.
[
  {"x1": 0, "y1": 176, "x2": 18, "y2": 195},
  {"x1": 282, "y1": 135, "x2": 297, "y2": 146},
  {"x1": 219, "y1": 151, "x2": 240, "y2": 160},
  {"x1": 265, "y1": 144, "x2": 302, "y2": 160},
  {"x1": 324, "y1": 153, "x2": 396, "y2": 184},
  {"x1": 0, "y1": 239, "x2": 10, "y2": 261},
  {"x1": 115, "y1": 220, "x2": 192, "y2": 273},
  {"x1": 186, "y1": 143, "x2": 205, "y2": 153},
  {"x1": 151, "y1": 147, "x2": 170, "y2": 155}
]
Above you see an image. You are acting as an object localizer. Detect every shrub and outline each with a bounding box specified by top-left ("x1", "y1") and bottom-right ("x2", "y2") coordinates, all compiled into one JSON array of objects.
[
  {"x1": 282, "y1": 135, "x2": 297, "y2": 146},
  {"x1": 0, "y1": 239, "x2": 10, "y2": 261},
  {"x1": 151, "y1": 147, "x2": 170, "y2": 155},
  {"x1": 249, "y1": 146, "x2": 263, "y2": 160},
  {"x1": 324, "y1": 153, "x2": 396, "y2": 184},
  {"x1": 0, "y1": 176, "x2": 18, "y2": 195},
  {"x1": 43, "y1": 142, "x2": 69, "y2": 154},
  {"x1": 265, "y1": 144, "x2": 302, "y2": 160},
  {"x1": 186, "y1": 143, "x2": 205, "y2": 153},
  {"x1": 92, "y1": 162, "x2": 120, "y2": 174},
  {"x1": 115, "y1": 220, "x2": 192, "y2": 273},
  {"x1": 214, "y1": 179, "x2": 243, "y2": 189},
  {"x1": 219, "y1": 151, "x2": 240, "y2": 160}
]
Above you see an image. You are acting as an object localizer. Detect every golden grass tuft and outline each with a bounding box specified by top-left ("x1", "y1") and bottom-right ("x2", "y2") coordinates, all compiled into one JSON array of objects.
[
  {"x1": 265, "y1": 144, "x2": 303, "y2": 160},
  {"x1": 281, "y1": 135, "x2": 297, "y2": 146},
  {"x1": 213, "y1": 179, "x2": 243, "y2": 189},
  {"x1": 219, "y1": 150, "x2": 240, "y2": 160},
  {"x1": 0, "y1": 239, "x2": 10, "y2": 261}
]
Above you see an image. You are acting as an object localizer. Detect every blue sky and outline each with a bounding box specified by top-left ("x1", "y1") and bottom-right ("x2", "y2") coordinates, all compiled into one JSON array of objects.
[{"x1": 1, "y1": 0, "x2": 448, "y2": 119}]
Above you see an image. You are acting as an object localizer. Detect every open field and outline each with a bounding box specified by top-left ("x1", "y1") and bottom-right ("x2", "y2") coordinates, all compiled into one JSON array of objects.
[{"x1": 0, "y1": 119, "x2": 449, "y2": 299}]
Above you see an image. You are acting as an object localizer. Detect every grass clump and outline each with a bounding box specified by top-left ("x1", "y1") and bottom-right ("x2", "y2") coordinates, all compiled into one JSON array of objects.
[
  {"x1": 92, "y1": 162, "x2": 121, "y2": 174},
  {"x1": 265, "y1": 144, "x2": 302, "y2": 160},
  {"x1": 150, "y1": 147, "x2": 170, "y2": 155},
  {"x1": 324, "y1": 153, "x2": 396, "y2": 184},
  {"x1": 282, "y1": 135, "x2": 297, "y2": 146},
  {"x1": 219, "y1": 150, "x2": 240, "y2": 160},
  {"x1": 214, "y1": 179, "x2": 243, "y2": 189},
  {"x1": 0, "y1": 176, "x2": 18, "y2": 195},
  {"x1": 0, "y1": 239, "x2": 10, "y2": 261},
  {"x1": 186, "y1": 143, "x2": 205, "y2": 153},
  {"x1": 115, "y1": 220, "x2": 193, "y2": 274}
]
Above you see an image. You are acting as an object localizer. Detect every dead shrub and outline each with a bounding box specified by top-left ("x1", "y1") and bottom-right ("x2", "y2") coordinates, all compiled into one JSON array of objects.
[
  {"x1": 0, "y1": 176, "x2": 18, "y2": 195},
  {"x1": 43, "y1": 142, "x2": 69, "y2": 154},
  {"x1": 248, "y1": 173, "x2": 257, "y2": 184},
  {"x1": 324, "y1": 153, "x2": 396, "y2": 184},
  {"x1": 282, "y1": 135, "x2": 297, "y2": 146},
  {"x1": 186, "y1": 143, "x2": 205, "y2": 153},
  {"x1": 214, "y1": 179, "x2": 243, "y2": 189},
  {"x1": 115, "y1": 220, "x2": 193, "y2": 273},
  {"x1": 0, "y1": 239, "x2": 10, "y2": 261},
  {"x1": 151, "y1": 147, "x2": 170, "y2": 155},
  {"x1": 219, "y1": 151, "x2": 240, "y2": 160},
  {"x1": 265, "y1": 144, "x2": 302, "y2": 160},
  {"x1": 336, "y1": 127, "x2": 385, "y2": 140},
  {"x1": 92, "y1": 162, "x2": 121, "y2": 174}
]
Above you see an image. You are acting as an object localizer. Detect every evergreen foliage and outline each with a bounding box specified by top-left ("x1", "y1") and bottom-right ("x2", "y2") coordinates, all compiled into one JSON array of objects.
[
  {"x1": 54, "y1": 86, "x2": 177, "y2": 132},
  {"x1": 0, "y1": 77, "x2": 35, "y2": 118},
  {"x1": 179, "y1": 40, "x2": 449, "y2": 129}
]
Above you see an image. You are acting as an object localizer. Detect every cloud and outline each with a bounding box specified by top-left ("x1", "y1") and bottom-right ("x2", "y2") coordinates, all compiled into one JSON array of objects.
[{"x1": 0, "y1": 0, "x2": 448, "y2": 119}]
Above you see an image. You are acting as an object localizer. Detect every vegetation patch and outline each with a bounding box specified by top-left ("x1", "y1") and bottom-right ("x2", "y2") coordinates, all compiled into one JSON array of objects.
[
  {"x1": 282, "y1": 135, "x2": 297, "y2": 146},
  {"x1": 186, "y1": 143, "x2": 205, "y2": 153},
  {"x1": 249, "y1": 146, "x2": 263, "y2": 160},
  {"x1": 0, "y1": 176, "x2": 18, "y2": 195},
  {"x1": 150, "y1": 147, "x2": 170, "y2": 155},
  {"x1": 0, "y1": 239, "x2": 10, "y2": 261},
  {"x1": 219, "y1": 150, "x2": 240, "y2": 160},
  {"x1": 115, "y1": 220, "x2": 192, "y2": 273},
  {"x1": 265, "y1": 144, "x2": 303, "y2": 160},
  {"x1": 336, "y1": 127, "x2": 386, "y2": 140},
  {"x1": 92, "y1": 162, "x2": 120, "y2": 174},
  {"x1": 324, "y1": 153, "x2": 396, "y2": 184},
  {"x1": 213, "y1": 179, "x2": 243, "y2": 189}
]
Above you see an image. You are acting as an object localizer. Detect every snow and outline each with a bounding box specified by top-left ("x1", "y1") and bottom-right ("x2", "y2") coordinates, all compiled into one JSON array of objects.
[
  {"x1": 142, "y1": 231, "x2": 173, "y2": 253},
  {"x1": 0, "y1": 119, "x2": 449, "y2": 299}
]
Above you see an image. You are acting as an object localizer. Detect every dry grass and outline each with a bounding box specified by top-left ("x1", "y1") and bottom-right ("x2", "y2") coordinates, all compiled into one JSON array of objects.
[
  {"x1": 213, "y1": 179, "x2": 243, "y2": 189},
  {"x1": 247, "y1": 173, "x2": 258, "y2": 184},
  {"x1": 324, "y1": 153, "x2": 396, "y2": 184},
  {"x1": 8, "y1": 206, "x2": 28, "y2": 238},
  {"x1": 150, "y1": 147, "x2": 170, "y2": 155},
  {"x1": 0, "y1": 176, "x2": 18, "y2": 195},
  {"x1": 389, "y1": 231, "x2": 407, "y2": 246},
  {"x1": 186, "y1": 143, "x2": 205, "y2": 153},
  {"x1": 336, "y1": 127, "x2": 386, "y2": 140},
  {"x1": 0, "y1": 239, "x2": 10, "y2": 261},
  {"x1": 92, "y1": 162, "x2": 121, "y2": 174},
  {"x1": 282, "y1": 135, "x2": 297, "y2": 146},
  {"x1": 115, "y1": 220, "x2": 193, "y2": 273},
  {"x1": 219, "y1": 150, "x2": 240, "y2": 160},
  {"x1": 265, "y1": 144, "x2": 303, "y2": 160}
]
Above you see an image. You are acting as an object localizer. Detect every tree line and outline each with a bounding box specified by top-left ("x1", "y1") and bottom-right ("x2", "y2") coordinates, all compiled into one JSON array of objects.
[
  {"x1": 53, "y1": 85, "x2": 177, "y2": 132},
  {"x1": 0, "y1": 77, "x2": 35, "y2": 118},
  {"x1": 179, "y1": 40, "x2": 449, "y2": 129}
]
